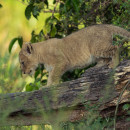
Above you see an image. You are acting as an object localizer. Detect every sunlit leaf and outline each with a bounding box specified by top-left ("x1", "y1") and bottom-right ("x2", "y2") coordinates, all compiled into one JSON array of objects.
[
  {"x1": 35, "y1": 81, "x2": 41, "y2": 87},
  {"x1": 9, "y1": 38, "x2": 18, "y2": 53},
  {"x1": 26, "y1": 82, "x2": 39, "y2": 91},
  {"x1": 25, "y1": 84, "x2": 33, "y2": 92}
]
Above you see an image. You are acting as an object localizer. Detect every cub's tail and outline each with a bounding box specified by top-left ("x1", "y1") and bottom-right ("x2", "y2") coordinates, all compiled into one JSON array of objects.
[{"x1": 105, "y1": 24, "x2": 130, "y2": 39}]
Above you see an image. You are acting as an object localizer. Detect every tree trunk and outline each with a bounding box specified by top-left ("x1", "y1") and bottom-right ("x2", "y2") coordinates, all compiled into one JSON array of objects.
[{"x1": 0, "y1": 60, "x2": 130, "y2": 129}]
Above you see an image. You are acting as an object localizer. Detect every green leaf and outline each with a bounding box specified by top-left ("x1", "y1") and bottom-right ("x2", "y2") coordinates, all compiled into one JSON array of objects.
[
  {"x1": 126, "y1": 117, "x2": 130, "y2": 121},
  {"x1": 44, "y1": 0, "x2": 48, "y2": 8},
  {"x1": 50, "y1": 26, "x2": 57, "y2": 37},
  {"x1": 34, "y1": 69, "x2": 41, "y2": 79},
  {"x1": 18, "y1": 37, "x2": 23, "y2": 48},
  {"x1": 123, "y1": 104, "x2": 130, "y2": 110},
  {"x1": 53, "y1": 0, "x2": 56, "y2": 4},
  {"x1": 35, "y1": 81, "x2": 41, "y2": 87},
  {"x1": 25, "y1": 4, "x2": 33, "y2": 20},
  {"x1": 25, "y1": 84, "x2": 33, "y2": 92},
  {"x1": 72, "y1": 0, "x2": 79, "y2": 13},
  {"x1": 9, "y1": 38, "x2": 18, "y2": 53},
  {"x1": 32, "y1": 6, "x2": 40, "y2": 19},
  {"x1": 0, "y1": 4, "x2": 2, "y2": 8},
  {"x1": 35, "y1": 78, "x2": 41, "y2": 82},
  {"x1": 33, "y1": 6, "x2": 38, "y2": 15},
  {"x1": 26, "y1": 82, "x2": 40, "y2": 91},
  {"x1": 65, "y1": 0, "x2": 71, "y2": 7},
  {"x1": 45, "y1": 16, "x2": 52, "y2": 25}
]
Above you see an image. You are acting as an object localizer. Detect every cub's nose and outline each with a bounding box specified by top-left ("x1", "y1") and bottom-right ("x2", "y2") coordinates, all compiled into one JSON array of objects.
[{"x1": 23, "y1": 71, "x2": 25, "y2": 74}]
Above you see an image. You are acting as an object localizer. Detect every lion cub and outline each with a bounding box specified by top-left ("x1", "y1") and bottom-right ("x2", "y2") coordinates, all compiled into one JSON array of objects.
[{"x1": 19, "y1": 24, "x2": 130, "y2": 86}]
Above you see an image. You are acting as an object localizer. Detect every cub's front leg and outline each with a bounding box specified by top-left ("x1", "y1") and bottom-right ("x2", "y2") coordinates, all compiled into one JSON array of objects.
[{"x1": 47, "y1": 65, "x2": 67, "y2": 86}]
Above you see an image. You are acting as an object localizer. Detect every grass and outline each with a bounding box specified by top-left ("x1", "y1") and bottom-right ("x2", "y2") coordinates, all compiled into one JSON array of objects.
[{"x1": 0, "y1": 53, "x2": 26, "y2": 93}]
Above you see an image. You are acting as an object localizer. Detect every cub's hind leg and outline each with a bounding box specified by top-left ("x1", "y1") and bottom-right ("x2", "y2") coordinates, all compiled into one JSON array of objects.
[
  {"x1": 96, "y1": 58, "x2": 111, "y2": 67},
  {"x1": 95, "y1": 45, "x2": 119, "y2": 68}
]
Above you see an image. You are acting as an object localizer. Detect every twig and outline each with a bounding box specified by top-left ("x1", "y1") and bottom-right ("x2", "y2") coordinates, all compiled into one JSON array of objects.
[
  {"x1": 51, "y1": 0, "x2": 59, "y2": 18},
  {"x1": 43, "y1": 9, "x2": 59, "y2": 13},
  {"x1": 114, "y1": 80, "x2": 130, "y2": 130}
]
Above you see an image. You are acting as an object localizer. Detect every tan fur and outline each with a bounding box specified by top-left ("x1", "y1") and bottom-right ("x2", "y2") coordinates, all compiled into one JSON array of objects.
[{"x1": 19, "y1": 24, "x2": 130, "y2": 86}]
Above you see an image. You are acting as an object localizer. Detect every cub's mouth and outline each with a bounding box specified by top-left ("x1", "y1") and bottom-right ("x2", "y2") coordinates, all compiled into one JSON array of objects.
[{"x1": 29, "y1": 69, "x2": 35, "y2": 76}]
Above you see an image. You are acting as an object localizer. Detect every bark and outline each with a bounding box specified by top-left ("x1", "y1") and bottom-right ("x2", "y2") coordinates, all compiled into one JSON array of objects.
[{"x1": 0, "y1": 60, "x2": 130, "y2": 129}]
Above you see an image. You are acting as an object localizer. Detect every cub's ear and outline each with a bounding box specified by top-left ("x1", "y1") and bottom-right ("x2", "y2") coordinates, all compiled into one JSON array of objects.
[{"x1": 22, "y1": 43, "x2": 33, "y2": 54}]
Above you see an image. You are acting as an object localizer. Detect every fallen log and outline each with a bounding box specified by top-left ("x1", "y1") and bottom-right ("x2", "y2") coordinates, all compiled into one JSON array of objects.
[{"x1": 0, "y1": 60, "x2": 130, "y2": 129}]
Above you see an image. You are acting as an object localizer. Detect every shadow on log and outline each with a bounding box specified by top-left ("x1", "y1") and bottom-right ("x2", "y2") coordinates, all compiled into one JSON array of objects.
[{"x1": 0, "y1": 60, "x2": 130, "y2": 129}]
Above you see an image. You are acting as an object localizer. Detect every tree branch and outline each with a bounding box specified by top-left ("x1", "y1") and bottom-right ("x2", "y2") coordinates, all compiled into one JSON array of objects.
[{"x1": 0, "y1": 60, "x2": 129, "y2": 128}]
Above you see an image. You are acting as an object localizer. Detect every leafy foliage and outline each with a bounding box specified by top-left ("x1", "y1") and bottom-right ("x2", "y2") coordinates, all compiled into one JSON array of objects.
[{"x1": 8, "y1": 0, "x2": 130, "y2": 91}]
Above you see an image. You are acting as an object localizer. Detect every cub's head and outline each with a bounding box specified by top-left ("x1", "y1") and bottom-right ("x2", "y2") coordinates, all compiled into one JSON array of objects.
[{"x1": 19, "y1": 43, "x2": 38, "y2": 76}]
